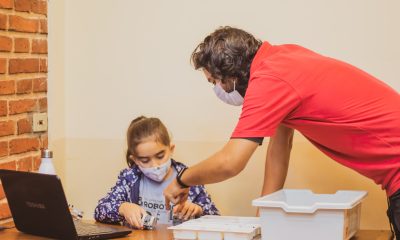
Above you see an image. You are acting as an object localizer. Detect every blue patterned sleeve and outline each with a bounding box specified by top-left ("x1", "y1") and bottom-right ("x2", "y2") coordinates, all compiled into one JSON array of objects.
[
  {"x1": 188, "y1": 185, "x2": 220, "y2": 216},
  {"x1": 94, "y1": 169, "x2": 131, "y2": 224}
]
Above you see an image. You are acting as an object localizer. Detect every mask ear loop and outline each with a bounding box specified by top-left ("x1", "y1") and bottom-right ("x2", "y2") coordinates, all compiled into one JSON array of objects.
[{"x1": 233, "y1": 80, "x2": 236, "y2": 92}]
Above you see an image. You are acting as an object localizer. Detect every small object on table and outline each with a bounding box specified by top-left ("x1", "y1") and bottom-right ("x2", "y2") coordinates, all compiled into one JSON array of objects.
[
  {"x1": 142, "y1": 211, "x2": 158, "y2": 230},
  {"x1": 169, "y1": 204, "x2": 194, "y2": 226},
  {"x1": 68, "y1": 204, "x2": 84, "y2": 220}
]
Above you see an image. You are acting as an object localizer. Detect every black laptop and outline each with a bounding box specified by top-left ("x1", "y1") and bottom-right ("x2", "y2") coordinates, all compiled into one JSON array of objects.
[{"x1": 0, "y1": 169, "x2": 132, "y2": 239}]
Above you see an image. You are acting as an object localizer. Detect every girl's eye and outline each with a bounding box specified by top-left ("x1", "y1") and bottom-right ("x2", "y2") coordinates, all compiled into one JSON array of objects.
[
  {"x1": 156, "y1": 155, "x2": 164, "y2": 159},
  {"x1": 140, "y1": 159, "x2": 150, "y2": 164}
]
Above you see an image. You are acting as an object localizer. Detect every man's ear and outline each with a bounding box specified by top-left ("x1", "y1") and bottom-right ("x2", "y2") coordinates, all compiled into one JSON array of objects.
[{"x1": 222, "y1": 77, "x2": 238, "y2": 93}]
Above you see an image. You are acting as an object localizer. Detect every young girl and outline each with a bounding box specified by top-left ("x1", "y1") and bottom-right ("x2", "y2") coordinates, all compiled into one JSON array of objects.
[{"x1": 94, "y1": 116, "x2": 219, "y2": 229}]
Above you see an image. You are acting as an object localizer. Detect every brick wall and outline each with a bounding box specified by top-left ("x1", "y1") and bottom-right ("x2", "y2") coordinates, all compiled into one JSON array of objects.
[{"x1": 0, "y1": 0, "x2": 48, "y2": 222}]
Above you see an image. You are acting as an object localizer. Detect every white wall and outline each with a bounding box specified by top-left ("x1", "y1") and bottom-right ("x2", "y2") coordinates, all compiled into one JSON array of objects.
[
  {"x1": 49, "y1": 0, "x2": 400, "y2": 229},
  {"x1": 48, "y1": 0, "x2": 66, "y2": 181}
]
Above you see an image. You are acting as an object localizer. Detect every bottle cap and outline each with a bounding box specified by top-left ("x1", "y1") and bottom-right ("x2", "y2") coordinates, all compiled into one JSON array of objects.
[{"x1": 41, "y1": 149, "x2": 53, "y2": 158}]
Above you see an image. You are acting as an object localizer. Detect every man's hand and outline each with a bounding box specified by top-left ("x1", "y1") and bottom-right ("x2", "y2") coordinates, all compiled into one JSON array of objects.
[
  {"x1": 164, "y1": 179, "x2": 189, "y2": 211},
  {"x1": 118, "y1": 202, "x2": 147, "y2": 229},
  {"x1": 173, "y1": 201, "x2": 203, "y2": 220}
]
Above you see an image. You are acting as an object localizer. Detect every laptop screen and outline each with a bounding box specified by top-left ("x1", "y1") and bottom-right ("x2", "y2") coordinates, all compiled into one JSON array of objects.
[{"x1": 0, "y1": 169, "x2": 131, "y2": 239}]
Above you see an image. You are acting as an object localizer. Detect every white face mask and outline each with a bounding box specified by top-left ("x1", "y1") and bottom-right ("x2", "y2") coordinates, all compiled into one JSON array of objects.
[
  {"x1": 138, "y1": 159, "x2": 171, "y2": 182},
  {"x1": 213, "y1": 81, "x2": 244, "y2": 106}
]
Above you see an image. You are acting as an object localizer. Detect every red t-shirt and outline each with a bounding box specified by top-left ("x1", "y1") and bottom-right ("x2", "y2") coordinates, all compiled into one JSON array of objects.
[{"x1": 232, "y1": 42, "x2": 400, "y2": 196}]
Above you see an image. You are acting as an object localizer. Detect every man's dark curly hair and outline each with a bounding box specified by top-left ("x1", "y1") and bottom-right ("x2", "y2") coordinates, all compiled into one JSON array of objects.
[{"x1": 191, "y1": 26, "x2": 262, "y2": 94}]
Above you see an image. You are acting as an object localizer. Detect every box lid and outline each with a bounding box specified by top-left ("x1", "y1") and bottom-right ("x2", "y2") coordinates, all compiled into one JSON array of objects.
[
  {"x1": 252, "y1": 189, "x2": 367, "y2": 213},
  {"x1": 168, "y1": 215, "x2": 260, "y2": 234}
]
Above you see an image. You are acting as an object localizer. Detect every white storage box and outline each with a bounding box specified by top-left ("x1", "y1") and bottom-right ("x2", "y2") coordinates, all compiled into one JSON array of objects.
[
  {"x1": 168, "y1": 215, "x2": 261, "y2": 240},
  {"x1": 252, "y1": 189, "x2": 367, "y2": 240}
]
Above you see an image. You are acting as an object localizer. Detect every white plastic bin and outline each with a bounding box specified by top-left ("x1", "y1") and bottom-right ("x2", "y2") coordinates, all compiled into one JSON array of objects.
[{"x1": 252, "y1": 189, "x2": 367, "y2": 240}]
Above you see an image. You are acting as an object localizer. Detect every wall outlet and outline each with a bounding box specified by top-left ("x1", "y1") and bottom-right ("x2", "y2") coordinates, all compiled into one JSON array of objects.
[{"x1": 32, "y1": 113, "x2": 48, "y2": 132}]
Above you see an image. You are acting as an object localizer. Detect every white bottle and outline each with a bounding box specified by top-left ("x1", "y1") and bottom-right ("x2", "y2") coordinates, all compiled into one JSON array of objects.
[{"x1": 38, "y1": 149, "x2": 56, "y2": 175}]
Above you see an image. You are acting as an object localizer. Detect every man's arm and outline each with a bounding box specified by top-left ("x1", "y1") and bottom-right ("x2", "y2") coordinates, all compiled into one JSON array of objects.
[
  {"x1": 261, "y1": 125, "x2": 294, "y2": 196},
  {"x1": 181, "y1": 138, "x2": 259, "y2": 185},
  {"x1": 164, "y1": 138, "x2": 258, "y2": 207}
]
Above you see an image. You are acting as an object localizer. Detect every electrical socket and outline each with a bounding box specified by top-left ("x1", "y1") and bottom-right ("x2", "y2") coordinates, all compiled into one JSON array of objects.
[{"x1": 32, "y1": 113, "x2": 48, "y2": 132}]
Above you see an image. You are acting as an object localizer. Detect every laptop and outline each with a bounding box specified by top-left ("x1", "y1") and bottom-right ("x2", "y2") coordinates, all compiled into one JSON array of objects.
[{"x1": 0, "y1": 169, "x2": 132, "y2": 239}]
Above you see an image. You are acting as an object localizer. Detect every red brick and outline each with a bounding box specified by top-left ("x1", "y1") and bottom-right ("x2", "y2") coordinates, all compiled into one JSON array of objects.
[
  {"x1": 39, "y1": 97, "x2": 47, "y2": 112},
  {"x1": 32, "y1": 39, "x2": 47, "y2": 54},
  {"x1": 14, "y1": 38, "x2": 30, "y2": 53},
  {"x1": 33, "y1": 78, "x2": 46, "y2": 92},
  {"x1": 39, "y1": 19, "x2": 47, "y2": 34},
  {"x1": 0, "y1": 100, "x2": 7, "y2": 116},
  {"x1": 10, "y1": 137, "x2": 39, "y2": 154},
  {"x1": 17, "y1": 156, "x2": 33, "y2": 171},
  {"x1": 0, "y1": 184, "x2": 4, "y2": 200},
  {"x1": 17, "y1": 118, "x2": 31, "y2": 134},
  {"x1": 33, "y1": 155, "x2": 40, "y2": 170},
  {"x1": 0, "y1": 141, "x2": 9, "y2": 157},
  {"x1": 40, "y1": 134, "x2": 47, "y2": 149},
  {"x1": 16, "y1": 79, "x2": 32, "y2": 94},
  {"x1": 0, "y1": 120, "x2": 14, "y2": 137},
  {"x1": 0, "y1": 202, "x2": 11, "y2": 220},
  {"x1": 14, "y1": 0, "x2": 31, "y2": 12},
  {"x1": 0, "y1": 160, "x2": 16, "y2": 170},
  {"x1": 39, "y1": 58, "x2": 47, "y2": 73},
  {"x1": 0, "y1": 14, "x2": 7, "y2": 30},
  {"x1": 0, "y1": 58, "x2": 6, "y2": 74},
  {"x1": 9, "y1": 15, "x2": 39, "y2": 33},
  {"x1": 0, "y1": 35, "x2": 12, "y2": 52},
  {"x1": 32, "y1": 0, "x2": 47, "y2": 15},
  {"x1": 9, "y1": 58, "x2": 40, "y2": 74},
  {"x1": 0, "y1": 80, "x2": 15, "y2": 95},
  {"x1": 0, "y1": 0, "x2": 13, "y2": 9},
  {"x1": 9, "y1": 99, "x2": 37, "y2": 115}
]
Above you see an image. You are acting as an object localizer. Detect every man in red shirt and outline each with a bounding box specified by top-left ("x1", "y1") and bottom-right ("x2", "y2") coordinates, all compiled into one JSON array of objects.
[{"x1": 164, "y1": 26, "x2": 400, "y2": 235}]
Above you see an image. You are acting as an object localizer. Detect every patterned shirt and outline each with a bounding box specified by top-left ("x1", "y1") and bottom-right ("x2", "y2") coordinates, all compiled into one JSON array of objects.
[{"x1": 94, "y1": 159, "x2": 220, "y2": 225}]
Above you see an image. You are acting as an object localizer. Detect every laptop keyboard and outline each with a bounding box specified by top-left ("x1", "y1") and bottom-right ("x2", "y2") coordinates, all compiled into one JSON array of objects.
[{"x1": 74, "y1": 221, "x2": 117, "y2": 236}]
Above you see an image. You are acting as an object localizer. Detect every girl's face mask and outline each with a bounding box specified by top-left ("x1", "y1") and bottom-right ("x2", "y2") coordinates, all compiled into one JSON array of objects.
[
  {"x1": 213, "y1": 81, "x2": 244, "y2": 106},
  {"x1": 138, "y1": 158, "x2": 171, "y2": 182},
  {"x1": 131, "y1": 139, "x2": 175, "y2": 182}
]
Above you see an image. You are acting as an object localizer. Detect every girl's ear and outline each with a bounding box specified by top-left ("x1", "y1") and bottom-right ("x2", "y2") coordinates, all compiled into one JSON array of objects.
[
  {"x1": 169, "y1": 143, "x2": 175, "y2": 155},
  {"x1": 129, "y1": 154, "x2": 139, "y2": 165}
]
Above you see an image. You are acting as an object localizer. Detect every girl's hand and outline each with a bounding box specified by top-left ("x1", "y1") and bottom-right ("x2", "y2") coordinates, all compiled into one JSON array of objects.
[
  {"x1": 119, "y1": 202, "x2": 147, "y2": 229},
  {"x1": 173, "y1": 201, "x2": 203, "y2": 220}
]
